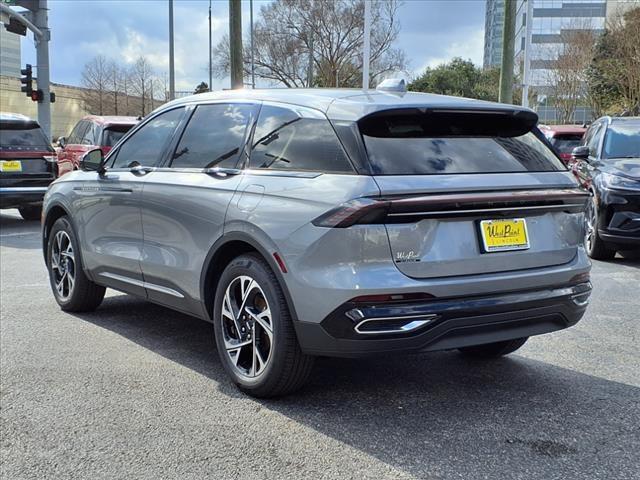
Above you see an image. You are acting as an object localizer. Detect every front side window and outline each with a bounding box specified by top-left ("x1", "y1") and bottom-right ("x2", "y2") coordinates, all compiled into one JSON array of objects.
[
  {"x1": 359, "y1": 113, "x2": 566, "y2": 175},
  {"x1": 68, "y1": 121, "x2": 89, "y2": 145},
  {"x1": 249, "y1": 105, "x2": 353, "y2": 173},
  {"x1": 602, "y1": 123, "x2": 640, "y2": 159},
  {"x1": 171, "y1": 103, "x2": 254, "y2": 169},
  {"x1": 111, "y1": 108, "x2": 184, "y2": 168}
]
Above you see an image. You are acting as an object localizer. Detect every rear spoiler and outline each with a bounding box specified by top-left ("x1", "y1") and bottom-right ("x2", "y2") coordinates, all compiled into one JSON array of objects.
[{"x1": 358, "y1": 107, "x2": 539, "y2": 138}]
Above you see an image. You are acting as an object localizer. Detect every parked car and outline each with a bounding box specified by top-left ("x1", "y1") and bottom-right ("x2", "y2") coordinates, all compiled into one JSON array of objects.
[
  {"x1": 539, "y1": 124, "x2": 586, "y2": 165},
  {"x1": 572, "y1": 116, "x2": 640, "y2": 259},
  {"x1": 0, "y1": 112, "x2": 57, "y2": 220},
  {"x1": 57, "y1": 115, "x2": 138, "y2": 176},
  {"x1": 42, "y1": 88, "x2": 592, "y2": 397}
]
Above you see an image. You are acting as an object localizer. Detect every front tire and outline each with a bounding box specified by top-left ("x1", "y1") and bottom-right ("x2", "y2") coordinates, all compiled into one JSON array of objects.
[
  {"x1": 18, "y1": 205, "x2": 41, "y2": 221},
  {"x1": 585, "y1": 195, "x2": 615, "y2": 260},
  {"x1": 213, "y1": 253, "x2": 314, "y2": 397},
  {"x1": 47, "y1": 216, "x2": 105, "y2": 312},
  {"x1": 458, "y1": 337, "x2": 528, "y2": 358}
]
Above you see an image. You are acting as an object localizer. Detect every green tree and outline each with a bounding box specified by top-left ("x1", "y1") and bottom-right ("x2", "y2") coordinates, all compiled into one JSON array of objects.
[{"x1": 409, "y1": 59, "x2": 505, "y2": 102}]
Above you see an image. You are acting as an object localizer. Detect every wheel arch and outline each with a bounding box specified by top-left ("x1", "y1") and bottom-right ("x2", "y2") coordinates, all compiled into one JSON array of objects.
[
  {"x1": 42, "y1": 203, "x2": 71, "y2": 260},
  {"x1": 199, "y1": 232, "x2": 298, "y2": 323}
]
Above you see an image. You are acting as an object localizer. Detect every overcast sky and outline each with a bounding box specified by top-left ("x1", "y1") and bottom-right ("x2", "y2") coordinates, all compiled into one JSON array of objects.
[{"x1": 20, "y1": 0, "x2": 486, "y2": 91}]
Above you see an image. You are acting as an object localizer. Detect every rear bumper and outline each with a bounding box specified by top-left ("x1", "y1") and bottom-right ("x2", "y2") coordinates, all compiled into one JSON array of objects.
[
  {"x1": 295, "y1": 282, "x2": 591, "y2": 357},
  {"x1": 0, "y1": 186, "x2": 48, "y2": 208}
]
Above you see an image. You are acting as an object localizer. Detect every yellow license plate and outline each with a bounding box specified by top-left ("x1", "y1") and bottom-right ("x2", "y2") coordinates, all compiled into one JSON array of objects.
[
  {"x1": 479, "y1": 218, "x2": 530, "y2": 253},
  {"x1": 0, "y1": 160, "x2": 22, "y2": 172}
]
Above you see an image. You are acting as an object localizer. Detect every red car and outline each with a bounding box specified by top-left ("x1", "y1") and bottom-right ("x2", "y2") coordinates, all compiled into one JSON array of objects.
[
  {"x1": 539, "y1": 124, "x2": 587, "y2": 165},
  {"x1": 57, "y1": 115, "x2": 138, "y2": 176}
]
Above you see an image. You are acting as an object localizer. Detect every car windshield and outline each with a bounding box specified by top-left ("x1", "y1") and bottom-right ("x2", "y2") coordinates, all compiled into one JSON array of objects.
[
  {"x1": 0, "y1": 125, "x2": 51, "y2": 150},
  {"x1": 550, "y1": 136, "x2": 583, "y2": 154},
  {"x1": 603, "y1": 123, "x2": 640, "y2": 159},
  {"x1": 102, "y1": 125, "x2": 134, "y2": 147}
]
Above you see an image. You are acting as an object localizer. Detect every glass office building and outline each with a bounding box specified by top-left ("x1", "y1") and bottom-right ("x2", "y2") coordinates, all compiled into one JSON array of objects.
[{"x1": 484, "y1": 0, "x2": 506, "y2": 68}]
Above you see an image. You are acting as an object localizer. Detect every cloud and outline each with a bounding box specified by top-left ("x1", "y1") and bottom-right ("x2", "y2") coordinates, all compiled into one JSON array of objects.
[{"x1": 416, "y1": 27, "x2": 486, "y2": 73}]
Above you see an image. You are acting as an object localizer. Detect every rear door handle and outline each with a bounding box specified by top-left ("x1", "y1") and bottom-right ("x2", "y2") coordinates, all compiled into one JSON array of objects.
[{"x1": 130, "y1": 165, "x2": 155, "y2": 176}]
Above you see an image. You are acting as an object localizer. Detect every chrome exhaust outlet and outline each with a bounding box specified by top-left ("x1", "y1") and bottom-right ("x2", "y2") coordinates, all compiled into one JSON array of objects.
[{"x1": 353, "y1": 314, "x2": 439, "y2": 335}]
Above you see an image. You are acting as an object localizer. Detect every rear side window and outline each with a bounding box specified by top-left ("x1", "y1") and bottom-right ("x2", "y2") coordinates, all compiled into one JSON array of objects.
[
  {"x1": 111, "y1": 108, "x2": 184, "y2": 168},
  {"x1": 0, "y1": 124, "x2": 50, "y2": 150},
  {"x1": 171, "y1": 103, "x2": 254, "y2": 169},
  {"x1": 102, "y1": 125, "x2": 133, "y2": 147},
  {"x1": 359, "y1": 112, "x2": 566, "y2": 175},
  {"x1": 550, "y1": 136, "x2": 582, "y2": 154},
  {"x1": 249, "y1": 105, "x2": 353, "y2": 173}
]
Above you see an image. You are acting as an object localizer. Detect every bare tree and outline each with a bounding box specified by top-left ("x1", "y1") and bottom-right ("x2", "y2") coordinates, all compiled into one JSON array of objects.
[
  {"x1": 214, "y1": 0, "x2": 407, "y2": 88},
  {"x1": 545, "y1": 26, "x2": 597, "y2": 123},
  {"x1": 81, "y1": 55, "x2": 111, "y2": 115},
  {"x1": 130, "y1": 56, "x2": 155, "y2": 116}
]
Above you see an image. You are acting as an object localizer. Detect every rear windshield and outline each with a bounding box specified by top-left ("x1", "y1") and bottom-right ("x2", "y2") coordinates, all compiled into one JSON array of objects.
[
  {"x1": 603, "y1": 124, "x2": 640, "y2": 159},
  {"x1": 0, "y1": 124, "x2": 51, "y2": 150},
  {"x1": 102, "y1": 125, "x2": 134, "y2": 147},
  {"x1": 359, "y1": 113, "x2": 566, "y2": 175},
  {"x1": 549, "y1": 135, "x2": 583, "y2": 154}
]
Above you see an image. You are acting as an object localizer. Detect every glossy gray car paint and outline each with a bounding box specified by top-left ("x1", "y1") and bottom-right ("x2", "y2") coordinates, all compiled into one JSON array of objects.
[{"x1": 43, "y1": 89, "x2": 591, "y2": 349}]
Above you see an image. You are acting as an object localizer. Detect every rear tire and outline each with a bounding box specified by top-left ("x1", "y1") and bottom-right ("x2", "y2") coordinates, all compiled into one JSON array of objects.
[
  {"x1": 458, "y1": 337, "x2": 528, "y2": 358},
  {"x1": 585, "y1": 195, "x2": 616, "y2": 260},
  {"x1": 213, "y1": 253, "x2": 314, "y2": 398},
  {"x1": 46, "y1": 216, "x2": 106, "y2": 312},
  {"x1": 18, "y1": 205, "x2": 41, "y2": 221}
]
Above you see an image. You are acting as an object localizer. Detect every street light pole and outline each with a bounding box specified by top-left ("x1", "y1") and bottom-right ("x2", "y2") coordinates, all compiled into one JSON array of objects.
[
  {"x1": 521, "y1": 0, "x2": 534, "y2": 108},
  {"x1": 362, "y1": 0, "x2": 371, "y2": 90},
  {"x1": 169, "y1": 0, "x2": 175, "y2": 100},
  {"x1": 209, "y1": 0, "x2": 213, "y2": 91},
  {"x1": 499, "y1": 0, "x2": 516, "y2": 104},
  {"x1": 250, "y1": 0, "x2": 255, "y2": 89},
  {"x1": 229, "y1": 0, "x2": 243, "y2": 89}
]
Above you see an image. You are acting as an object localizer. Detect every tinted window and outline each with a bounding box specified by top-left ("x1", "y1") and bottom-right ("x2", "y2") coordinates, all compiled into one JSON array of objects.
[
  {"x1": 602, "y1": 123, "x2": 640, "y2": 159},
  {"x1": 102, "y1": 126, "x2": 133, "y2": 147},
  {"x1": 171, "y1": 104, "x2": 253, "y2": 169},
  {"x1": 0, "y1": 125, "x2": 50, "y2": 149},
  {"x1": 111, "y1": 108, "x2": 184, "y2": 168},
  {"x1": 360, "y1": 114, "x2": 565, "y2": 175},
  {"x1": 249, "y1": 105, "x2": 353, "y2": 173},
  {"x1": 82, "y1": 123, "x2": 99, "y2": 145},
  {"x1": 550, "y1": 136, "x2": 582, "y2": 154},
  {"x1": 586, "y1": 122, "x2": 603, "y2": 155},
  {"x1": 68, "y1": 121, "x2": 89, "y2": 144}
]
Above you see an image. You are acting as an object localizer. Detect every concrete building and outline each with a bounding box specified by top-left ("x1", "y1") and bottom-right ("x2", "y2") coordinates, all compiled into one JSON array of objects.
[{"x1": 0, "y1": 28, "x2": 21, "y2": 78}]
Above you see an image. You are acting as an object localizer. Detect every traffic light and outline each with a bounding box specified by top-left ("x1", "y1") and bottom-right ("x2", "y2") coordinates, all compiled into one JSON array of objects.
[
  {"x1": 20, "y1": 64, "x2": 33, "y2": 97},
  {"x1": 30, "y1": 89, "x2": 43, "y2": 102}
]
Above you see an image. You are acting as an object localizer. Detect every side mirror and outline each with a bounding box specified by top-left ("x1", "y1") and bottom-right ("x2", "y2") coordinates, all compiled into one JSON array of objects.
[
  {"x1": 571, "y1": 146, "x2": 590, "y2": 160},
  {"x1": 58, "y1": 136, "x2": 66, "y2": 148},
  {"x1": 80, "y1": 148, "x2": 105, "y2": 173}
]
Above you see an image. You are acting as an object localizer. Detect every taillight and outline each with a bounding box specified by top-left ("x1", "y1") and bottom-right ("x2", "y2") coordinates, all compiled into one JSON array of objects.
[
  {"x1": 311, "y1": 198, "x2": 389, "y2": 228},
  {"x1": 43, "y1": 155, "x2": 57, "y2": 163}
]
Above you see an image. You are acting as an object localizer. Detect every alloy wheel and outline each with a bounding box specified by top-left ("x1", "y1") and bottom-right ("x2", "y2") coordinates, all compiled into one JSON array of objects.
[
  {"x1": 50, "y1": 230, "x2": 76, "y2": 300},
  {"x1": 220, "y1": 275, "x2": 273, "y2": 378}
]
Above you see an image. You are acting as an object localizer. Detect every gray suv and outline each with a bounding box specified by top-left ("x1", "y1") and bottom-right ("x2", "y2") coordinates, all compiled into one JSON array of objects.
[{"x1": 42, "y1": 89, "x2": 592, "y2": 397}]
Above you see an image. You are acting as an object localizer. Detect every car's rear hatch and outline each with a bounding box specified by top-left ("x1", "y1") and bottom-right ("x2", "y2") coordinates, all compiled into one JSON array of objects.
[
  {"x1": 358, "y1": 108, "x2": 588, "y2": 279},
  {"x1": 0, "y1": 121, "x2": 56, "y2": 186}
]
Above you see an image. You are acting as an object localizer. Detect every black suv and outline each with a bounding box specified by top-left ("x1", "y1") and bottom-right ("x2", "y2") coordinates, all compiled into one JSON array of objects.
[
  {"x1": 572, "y1": 116, "x2": 640, "y2": 259},
  {"x1": 0, "y1": 113, "x2": 57, "y2": 220}
]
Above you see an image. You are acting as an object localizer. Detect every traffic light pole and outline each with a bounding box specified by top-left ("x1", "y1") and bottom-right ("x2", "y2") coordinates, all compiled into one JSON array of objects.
[{"x1": 34, "y1": 0, "x2": 51, "y2": 140}]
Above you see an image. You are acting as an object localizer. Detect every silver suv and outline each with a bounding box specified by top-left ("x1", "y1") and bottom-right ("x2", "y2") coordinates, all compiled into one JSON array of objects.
[{"x1": 42, "y1": 89, "x2": 592, "y2": 397}]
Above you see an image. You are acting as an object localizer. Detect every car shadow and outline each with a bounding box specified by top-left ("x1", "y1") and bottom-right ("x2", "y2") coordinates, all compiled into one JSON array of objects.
[
  {"x1": 72, "y1": 294, "x2": 640, "y2": 478},
  {"x1": 0, "y1": 210, "x2": 41, "y2": 250}
]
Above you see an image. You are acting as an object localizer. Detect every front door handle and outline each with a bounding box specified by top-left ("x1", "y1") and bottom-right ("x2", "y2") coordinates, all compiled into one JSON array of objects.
[{"x1": 130, "y1": 165, "x2": 155, "y2": 176}]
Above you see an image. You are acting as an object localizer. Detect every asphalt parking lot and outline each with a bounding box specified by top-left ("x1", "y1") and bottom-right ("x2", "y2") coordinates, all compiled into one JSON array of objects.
[{"x1": 1, "y1": 209, "x2": 639, "y2": 480}]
